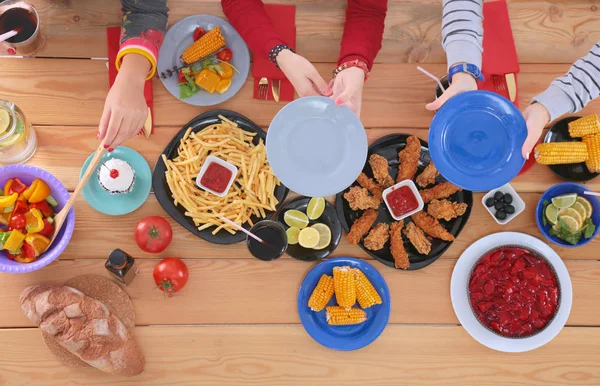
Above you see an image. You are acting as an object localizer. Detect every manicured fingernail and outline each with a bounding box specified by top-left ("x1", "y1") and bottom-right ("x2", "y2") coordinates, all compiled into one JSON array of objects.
[
  {"x1": 108, "y1": 148, "x2": 114, "y2": 152},
  {"x1": 103, "y1": 144, "x2": 109, "y2": 149},
  {"x1": 526, "y1": 152, "x2": 530, "y2": 160},
  {"x1": 335, "y1": 97, "x2": 343, "y2": 106},
  {"x1": 324, "y1": 87, "x2": 332, "y2": 95},
  {"x1": 96, "y1": 132, "x2": 100, "y2": 139}
]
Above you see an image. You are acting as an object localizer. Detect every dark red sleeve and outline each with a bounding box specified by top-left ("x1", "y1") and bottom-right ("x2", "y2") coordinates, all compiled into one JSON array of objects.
[
  {"x1": 338, "y1": 0, "x2": 388, "y2": 71},
  {"x1": 221, "y1": 0, "x2": 286, "y2": 58}
]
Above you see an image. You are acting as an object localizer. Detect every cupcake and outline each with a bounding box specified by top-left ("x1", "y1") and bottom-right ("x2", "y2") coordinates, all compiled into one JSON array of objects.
[{"x1": 98, "y1": 158, "x2": 136, "y2": 195}]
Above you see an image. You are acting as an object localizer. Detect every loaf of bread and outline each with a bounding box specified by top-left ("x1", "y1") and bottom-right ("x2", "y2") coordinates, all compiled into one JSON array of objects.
[{"x1": 20, "y1": 285, "x2": 144, "y2": 377}]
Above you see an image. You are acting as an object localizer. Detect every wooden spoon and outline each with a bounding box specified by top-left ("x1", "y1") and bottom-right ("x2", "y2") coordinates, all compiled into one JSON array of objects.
[{"x1": 48, "y1": 145, "x2": 106, "y2": 248}]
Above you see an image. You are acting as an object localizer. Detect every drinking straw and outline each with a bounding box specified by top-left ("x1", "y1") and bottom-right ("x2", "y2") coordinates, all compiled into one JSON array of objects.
[
  {"x1": 0, "y1": 30, "x2": 18, "y2": 44},
  {"x1": 417, "y1": 66, "x2": 446, "y2": 93},
  {"x1": 219, "y1": 216, "x2": 268, "y2": 245},
  {"x1": 583, "y1": 191, "x2": 600, "y2": 197}
]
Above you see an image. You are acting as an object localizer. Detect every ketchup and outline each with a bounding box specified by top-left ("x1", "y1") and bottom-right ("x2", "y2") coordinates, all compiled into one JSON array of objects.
[
  {"x1": 385, "y1": 185, "x2": 418, "y2": 217},
  {"x1": 200, "y1": 162, "x2": 233, "y2": 193},
  {"x1": 469, "y1": 247, "x2": 559, "y2": 338}
]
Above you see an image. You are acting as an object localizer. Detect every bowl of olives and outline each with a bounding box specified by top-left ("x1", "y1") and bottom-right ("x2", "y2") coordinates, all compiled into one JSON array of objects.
[{"x1": 482, "y1": 183, "x2": 525, "y2": 225}]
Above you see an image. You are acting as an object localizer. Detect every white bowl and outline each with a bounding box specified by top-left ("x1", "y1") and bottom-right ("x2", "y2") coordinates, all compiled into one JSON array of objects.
[
  {"x1": 196, "y1": 155, "x2": 238, "y2": 197},
  {"x1": 481, "y1": 183, "x2": 525, "y2": 225},
  {"x1": 382, "y1": 180, "x2": 424, "y2": 221},
  {"x1": 450, "y1": 232, "x2": 572, "y2": 352}
]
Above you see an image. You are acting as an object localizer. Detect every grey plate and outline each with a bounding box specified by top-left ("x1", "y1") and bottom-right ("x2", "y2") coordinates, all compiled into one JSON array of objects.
[
  {"x1": 266, "y1": 96, "x2": 367, "y2": 197},
  {"x1": 157, "y1": 15, "x2": 250, "y2": 106}
]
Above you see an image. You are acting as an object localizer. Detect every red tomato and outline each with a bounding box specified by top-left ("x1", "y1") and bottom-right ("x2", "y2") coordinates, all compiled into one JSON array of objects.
[
  {"x1": 193, "y1": 27, "x2": 206, "y2": 41},
  {"x1": 153, "y1": 258, "x2": 189, "y2": 297},
  {"x1": 9, "y1": 213, "x2": 26, "y2": 230},
  {"x1": 12, "y1": 200, "x2": 29, "y2": 215},
  {"x1": 7, "y1": 178, "x2": 26, "y2": 195},
  {"x1": 22, "y1": 243, "x2": 36, "y2": 259},
  {"x1": 177, "y1": 71, "x2": 187, "y2": 84},
  {"x1": 217, "y1": 48, "x2": 232, "y2": 62},
  {"x1": 135, "y1": 216, "x2": 172, "y2": 253},
  {"x1": 30, "y1": 201, "x2": 53, "y2": 217},
  {"x1": 39, "y1": 219, "x2": 55, "y2": 238}
]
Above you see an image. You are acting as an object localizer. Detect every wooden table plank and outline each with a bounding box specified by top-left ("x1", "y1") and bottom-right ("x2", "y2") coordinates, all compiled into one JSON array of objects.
[
  {"x1": 3, "y1": 60, "x2": 600, "y2": 129},
  {"x1": 24, "y1": 0, "x2": 600, "y2": 64},
  {"x1": 0, "y1": 259, "x2": 597, "y2": 328},
  {"x1": 0, "y1": 325, "x2": 599, "y2": 385}
]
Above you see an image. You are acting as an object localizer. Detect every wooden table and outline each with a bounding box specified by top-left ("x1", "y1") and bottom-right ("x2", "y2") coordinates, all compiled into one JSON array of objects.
[{"x1": 1, "y1": 1, "x2": 600, "y2": 385}]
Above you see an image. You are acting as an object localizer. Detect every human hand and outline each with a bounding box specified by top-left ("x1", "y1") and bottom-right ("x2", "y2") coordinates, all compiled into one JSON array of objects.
[
  {"x1": 330, "y1": 67, "x2": 364, "y2": 117},
  {"x1": 276, "y1": 49, "x2": 332, "y2": 97},
  {"x1": 522, "y1": 103, "x2": 551, "y2": 159},
  {"x1": 98, "y1": 54, "x2": 150, "y2": 152},
  {"x1": 425, "y1": 72, "x2": 477, "y2": 111}
]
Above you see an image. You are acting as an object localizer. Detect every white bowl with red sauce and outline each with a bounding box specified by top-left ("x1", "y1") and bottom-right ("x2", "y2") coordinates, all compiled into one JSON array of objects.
[
  {"x1": 196, "y1": 155, "x2": 238, "y2": 197},
  {"x1": 382, "y1": 180, "x2": 424, "y2": 221},
  {"x1": 451, "y1": 232, "x2": 572, "y2": 352}
]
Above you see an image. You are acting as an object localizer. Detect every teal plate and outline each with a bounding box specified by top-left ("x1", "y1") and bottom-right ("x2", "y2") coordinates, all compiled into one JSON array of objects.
[{"x1": 80, "y1": 146, "x2": 152, "y2": 216}]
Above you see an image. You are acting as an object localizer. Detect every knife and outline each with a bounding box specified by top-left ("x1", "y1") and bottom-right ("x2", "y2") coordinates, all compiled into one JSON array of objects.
[
  {"x1": 272, "y1": 79, "x2": 280, "y2": 102},
  {"x1": 505, "y1": 73, "x2": 517, "y2": 102}
]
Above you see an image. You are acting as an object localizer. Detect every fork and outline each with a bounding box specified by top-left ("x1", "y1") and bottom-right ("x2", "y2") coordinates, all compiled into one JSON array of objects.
[
  {"x1": 258, "y1": 77, "x2": 269, "y2": 100},
  {"x1": 492, "y1": 74, "x2": 507, "y2": 93}
]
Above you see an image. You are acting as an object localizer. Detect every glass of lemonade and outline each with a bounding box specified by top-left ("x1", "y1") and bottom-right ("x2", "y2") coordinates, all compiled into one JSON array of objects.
[{"x1": 0, "y1": 100, "x2": 37, "y2": 164}]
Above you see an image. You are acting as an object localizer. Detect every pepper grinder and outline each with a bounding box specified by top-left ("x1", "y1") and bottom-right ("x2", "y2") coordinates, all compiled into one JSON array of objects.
[{"x1": 105, "y1": 249, "x2": 137, "y2": 285}]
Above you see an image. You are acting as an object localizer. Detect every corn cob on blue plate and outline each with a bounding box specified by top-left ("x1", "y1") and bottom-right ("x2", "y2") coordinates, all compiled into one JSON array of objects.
[{"x1": 298, "y1": 257, "x2": 391, "y2": 351}]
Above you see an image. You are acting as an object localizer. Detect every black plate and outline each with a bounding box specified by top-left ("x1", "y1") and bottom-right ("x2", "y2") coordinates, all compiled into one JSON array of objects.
[
  {"x1": 275, "y1": 196, "x2": 342, "y2": 262},
  {"x1": 544, "y1": 116, "x2": 600, "y2": 182},
  {"x1": 335, "y1": 133, "x2": 473, "y2": 270},
  {"x1": 153, "y1": 110, "x2": 289, "y2": 244}
]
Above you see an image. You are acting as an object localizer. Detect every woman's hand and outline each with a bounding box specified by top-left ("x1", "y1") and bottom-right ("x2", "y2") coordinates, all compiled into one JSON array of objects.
[
  {"x1": 98, "y1": 54, "x2": 150, "y2": 152},
  {"x1": 426, "y1": 72, "x2": 477, "y2": 111},
  {"x1": 522, "y1": 103, "x2": 551, "y2": 159},
  {"x1": 330, "y1": 67, "x2": 365, "y2": 117},
  {"x1": 277, "y1": 49, "x2": 332, "y2": 97}
]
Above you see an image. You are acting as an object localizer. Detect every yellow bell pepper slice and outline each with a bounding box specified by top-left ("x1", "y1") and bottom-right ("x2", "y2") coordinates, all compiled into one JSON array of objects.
[
  {"x1": 22, "y1": 179, "x2": 39, "y2": 201},
  {"x1": 29, "y1": 180, "x2": 50, "y2": 204},
  {"x1": 3, "y1": 230, "x2": 26, "y2": 252},
  {"x1": 0, "y1": 193, "x2": 18, "y2": 208},
  {"x1": 25, "y1": 208, "x2": 44, "y2": 234}
]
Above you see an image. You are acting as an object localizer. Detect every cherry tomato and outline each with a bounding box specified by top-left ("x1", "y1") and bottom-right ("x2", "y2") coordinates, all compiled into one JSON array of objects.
[
  {"x1": 217, "y1": 48, "x2": 232, "y2": 62},
  {"x1": 177, "y1": 71, "x2": 187, "y2": 84},
  {"x1": 39, "y1": 219, "x2": 55, "y2": 238},
  {"x1": 135, "y1": 216, "x2": 172, "y2": 253},
  {"x1": 30, "y1": 201, "x2": 53, "y2": 218},
  {"x1": 153, "y1": 258, "x2": 189, "y2": 297},
  {"x1": 6, "y1": 178, "x2": 27, "y2": 195},
  {"x1": 9, "y1": 213, "x2": 26, "y2": 230},
  {"x1": 12, "y1": 200, "x2": 29, "y2": 215},
  {"x1": 193, "y1": 27, "x2": 206, "y2": 41}
]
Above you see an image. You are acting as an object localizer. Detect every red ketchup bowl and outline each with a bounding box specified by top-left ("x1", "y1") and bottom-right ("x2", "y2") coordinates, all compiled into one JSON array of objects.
[
  {"x1": 196, "y1": 155, "x2": 238, "y2": 197},
  {"x1": 468, "y1": 246, "x2": 560, "y2": 339},
  {"x1": 382, "y1": 180, "x2": 424, "y2": 221}
]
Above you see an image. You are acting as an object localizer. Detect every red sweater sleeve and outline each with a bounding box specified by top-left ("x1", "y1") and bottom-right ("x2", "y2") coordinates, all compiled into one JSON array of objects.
[
  {"x1": 221, "y1": 0, "x2": 286, "y2": 58},
  {"x1": 338, "y1": 0, "x2": 388, "y2": 71}
]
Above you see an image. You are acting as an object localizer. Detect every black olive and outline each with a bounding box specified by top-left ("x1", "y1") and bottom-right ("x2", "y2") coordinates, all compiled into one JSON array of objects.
[
  {"x1": 495, "y1": 210, "x2": 507, "y2": 220},
  {"x1": 494, "y1": 201, "x2": 506, "y2": 210},
  {"x1": 494, "y1": 191, "x2": 504, "y2": 201},
  {"x1": 504, "y1": 194, "x2": 513, "y2": 204},
  {"x1": 505, "y1": 205, "x2": 515, "y2": 214},
  {"x1": 485, "y1": 197, "x2": 495, "y2": 207}
]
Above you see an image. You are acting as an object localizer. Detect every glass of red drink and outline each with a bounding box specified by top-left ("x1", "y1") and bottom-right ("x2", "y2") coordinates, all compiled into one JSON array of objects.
[
  {"x1": 0, "y1": 1, "x2": 42, "y2": 56},
  {"x1": 246, "y1": 220, "x2": 288, "y2": 261}
]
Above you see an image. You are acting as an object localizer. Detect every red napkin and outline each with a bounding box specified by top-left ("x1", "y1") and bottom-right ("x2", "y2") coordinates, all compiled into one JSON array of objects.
[
  {"x1": 251, "y1": 4, "x2": 296, "y2": 101},
  {"x1": 106, "y1": 27, "x2": 154, "y2": 134}
]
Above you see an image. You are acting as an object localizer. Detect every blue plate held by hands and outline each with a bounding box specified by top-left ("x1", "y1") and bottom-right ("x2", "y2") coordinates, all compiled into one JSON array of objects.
[{"x1": 429, "y1": 91, "x2": 527, "y2": 192}]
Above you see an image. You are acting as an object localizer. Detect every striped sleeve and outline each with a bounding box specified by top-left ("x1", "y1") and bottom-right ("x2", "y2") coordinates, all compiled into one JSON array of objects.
[
  {"x1": 533, "y1": 42, "x2": 600, "y2": 122},
  {"x1": 442, "y1": 0, "x2": 483, "y2": 70}
]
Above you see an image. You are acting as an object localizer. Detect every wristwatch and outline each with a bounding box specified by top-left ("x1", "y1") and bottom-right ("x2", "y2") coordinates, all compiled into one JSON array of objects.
[{"x1": 448, "y1": 62, "x2": 484, "y2": 83}]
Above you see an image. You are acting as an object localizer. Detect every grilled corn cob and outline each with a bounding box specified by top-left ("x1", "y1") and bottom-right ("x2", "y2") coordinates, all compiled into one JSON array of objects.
[
  {"x1": 354, "y1": 269, "x2": 382, "y2": 308},
  {"x1": 569, "y1": 114, "x2": 600, "y2": 138},
  {"x1": 583, "y1": 134, "x2": 600, "y2": 173},
  {"x1": 333, "y1": 266, "x2": 356, "y2": 310},
  {"x1": 308, "y1": 274, "x2": 335, "y2": 312},
  {"x1": 534, "y1": 142, "x2": 588, "y2": 165},
  {"x1": 181, "y1": 26, "x2": 226, "y2": 65},
  {"x1": 325, "y1": 306, "x2": 367, "y2": 326}
]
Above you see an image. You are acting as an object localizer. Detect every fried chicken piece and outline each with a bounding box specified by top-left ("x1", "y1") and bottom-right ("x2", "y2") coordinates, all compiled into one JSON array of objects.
[
  {"x1": 416, "y1": 162, "x2": 439, "y2": 188},
  {"x1": 357, "y1": 173, "x2": 383, "y2": 202},
  {"x1": 427, "y1": 199, "x2": 468, "y2": 221},
  {"x1": 411, "y1": 211, "x2": 455, "y2": 242},
  {"x1": 347, "y1": 209, "x2": 378, "y2": 245},
  {"x1": 364, "y1": 223, "x2": 390, "y2": 251},
  {"x1": 344, "y1": 186, "x2": 380, "y2": 210},
  {"x1": 419, "y1": 182, "x2": 462, "y2": 203},
  {"x1": 403, "y1": 221, "x2": 432, "y2": 255},
  {"x1": 390, "y1": 221, "x2": 410, "y2": 270},
  {"x1": 397, "y1": 135, "x2": 421, "y2": 182},
  {"x1": 369, "y1": 154, "x2": 394, "y2": 188}
]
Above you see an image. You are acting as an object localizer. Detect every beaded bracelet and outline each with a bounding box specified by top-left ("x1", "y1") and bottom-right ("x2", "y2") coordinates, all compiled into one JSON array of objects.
[
  {"x1": 333, "y1": 60, "x2": 370, "y2": 81},
  {"x1": 269, "y1": 44, "x2": 295, "y2": 69}
]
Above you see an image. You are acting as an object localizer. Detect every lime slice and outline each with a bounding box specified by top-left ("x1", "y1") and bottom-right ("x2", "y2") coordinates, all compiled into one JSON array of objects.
[
  {"x1": 286, "y1": 227, "x2": 300, "y2": 245},
  {"x1": 0, "y1": 108, "x2": 10, "y2": 135},
  {"x1": 545, "y1": 204, "x2": 559, "y2": 225},
  {"x1": 552, "y1": 193, "x2": 577, "y2": 209},
  {"x1": 571, "y1": 201, "x2": 589, "y2": 220},
  {"x1": 558, "y1": 215, "x2": 581, "y2": 233},
  {"x1": 577, "y1": 196, "x2": 593, "y2": 218},
  {"x1": 553, "y1": 222, "x2": 562, "y2": 232},
  {"x1": 307, "y1": 197, "x2": 325, "y2": 220},
  {"x1": 311, "y1": 223, "x2": 331, "y2": 250},
  {"x1": 298, "y1": 227, "x2": 320, "y2": 249},
  {"x1": 559, "y1": 207, "x2": 583, "y2": 226},
  {"x1": 284, "y1": 210, "x2": 309, "y2": 229}
]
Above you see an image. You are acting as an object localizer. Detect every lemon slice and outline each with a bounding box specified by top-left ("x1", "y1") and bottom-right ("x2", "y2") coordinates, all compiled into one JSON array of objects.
[
  {"x1": 552, "y1": 193, "x2": 577, "y2": 209},
  {"x1": 0, "y1": 108, "x2": 10, "y2": 135},
  {"x1": 284, "y1": 210, "x2": 309, "y2": 229},
  {"x1": 286, "y1": 227, "x2": 300, "y2": 245},
  {"x1": 311, "y1": 223, "x2": 331, "y2": 250},
  {"x1": 577, "y1": 196, "x2": 593, "y2": 218},
  {"x1": 553, "y1": 222, "x2": 562, "y2": 232},
  {"x1": 307, "y1": 197, "x2": 325, "y2": 220},
  {"x1": 545, "y1": 204, "x2": 559, "y2": 225},
  {"x1": 571, "y1": 201, "x2": 589, "y2": 220},
  {"x1": 298, "y1": 227, "x2": 320, "y2": 249},
  {"x1": 558, "y1": 215, "x2": 581, "y2": 233},
  {"x1": 559, "y1": 207, "x2": 583, "y2": 226}
]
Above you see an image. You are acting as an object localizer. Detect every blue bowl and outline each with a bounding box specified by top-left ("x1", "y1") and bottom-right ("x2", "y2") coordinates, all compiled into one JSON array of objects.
[{"x1": 536, "y1": 182, "x2": 600, "y2": 248}]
